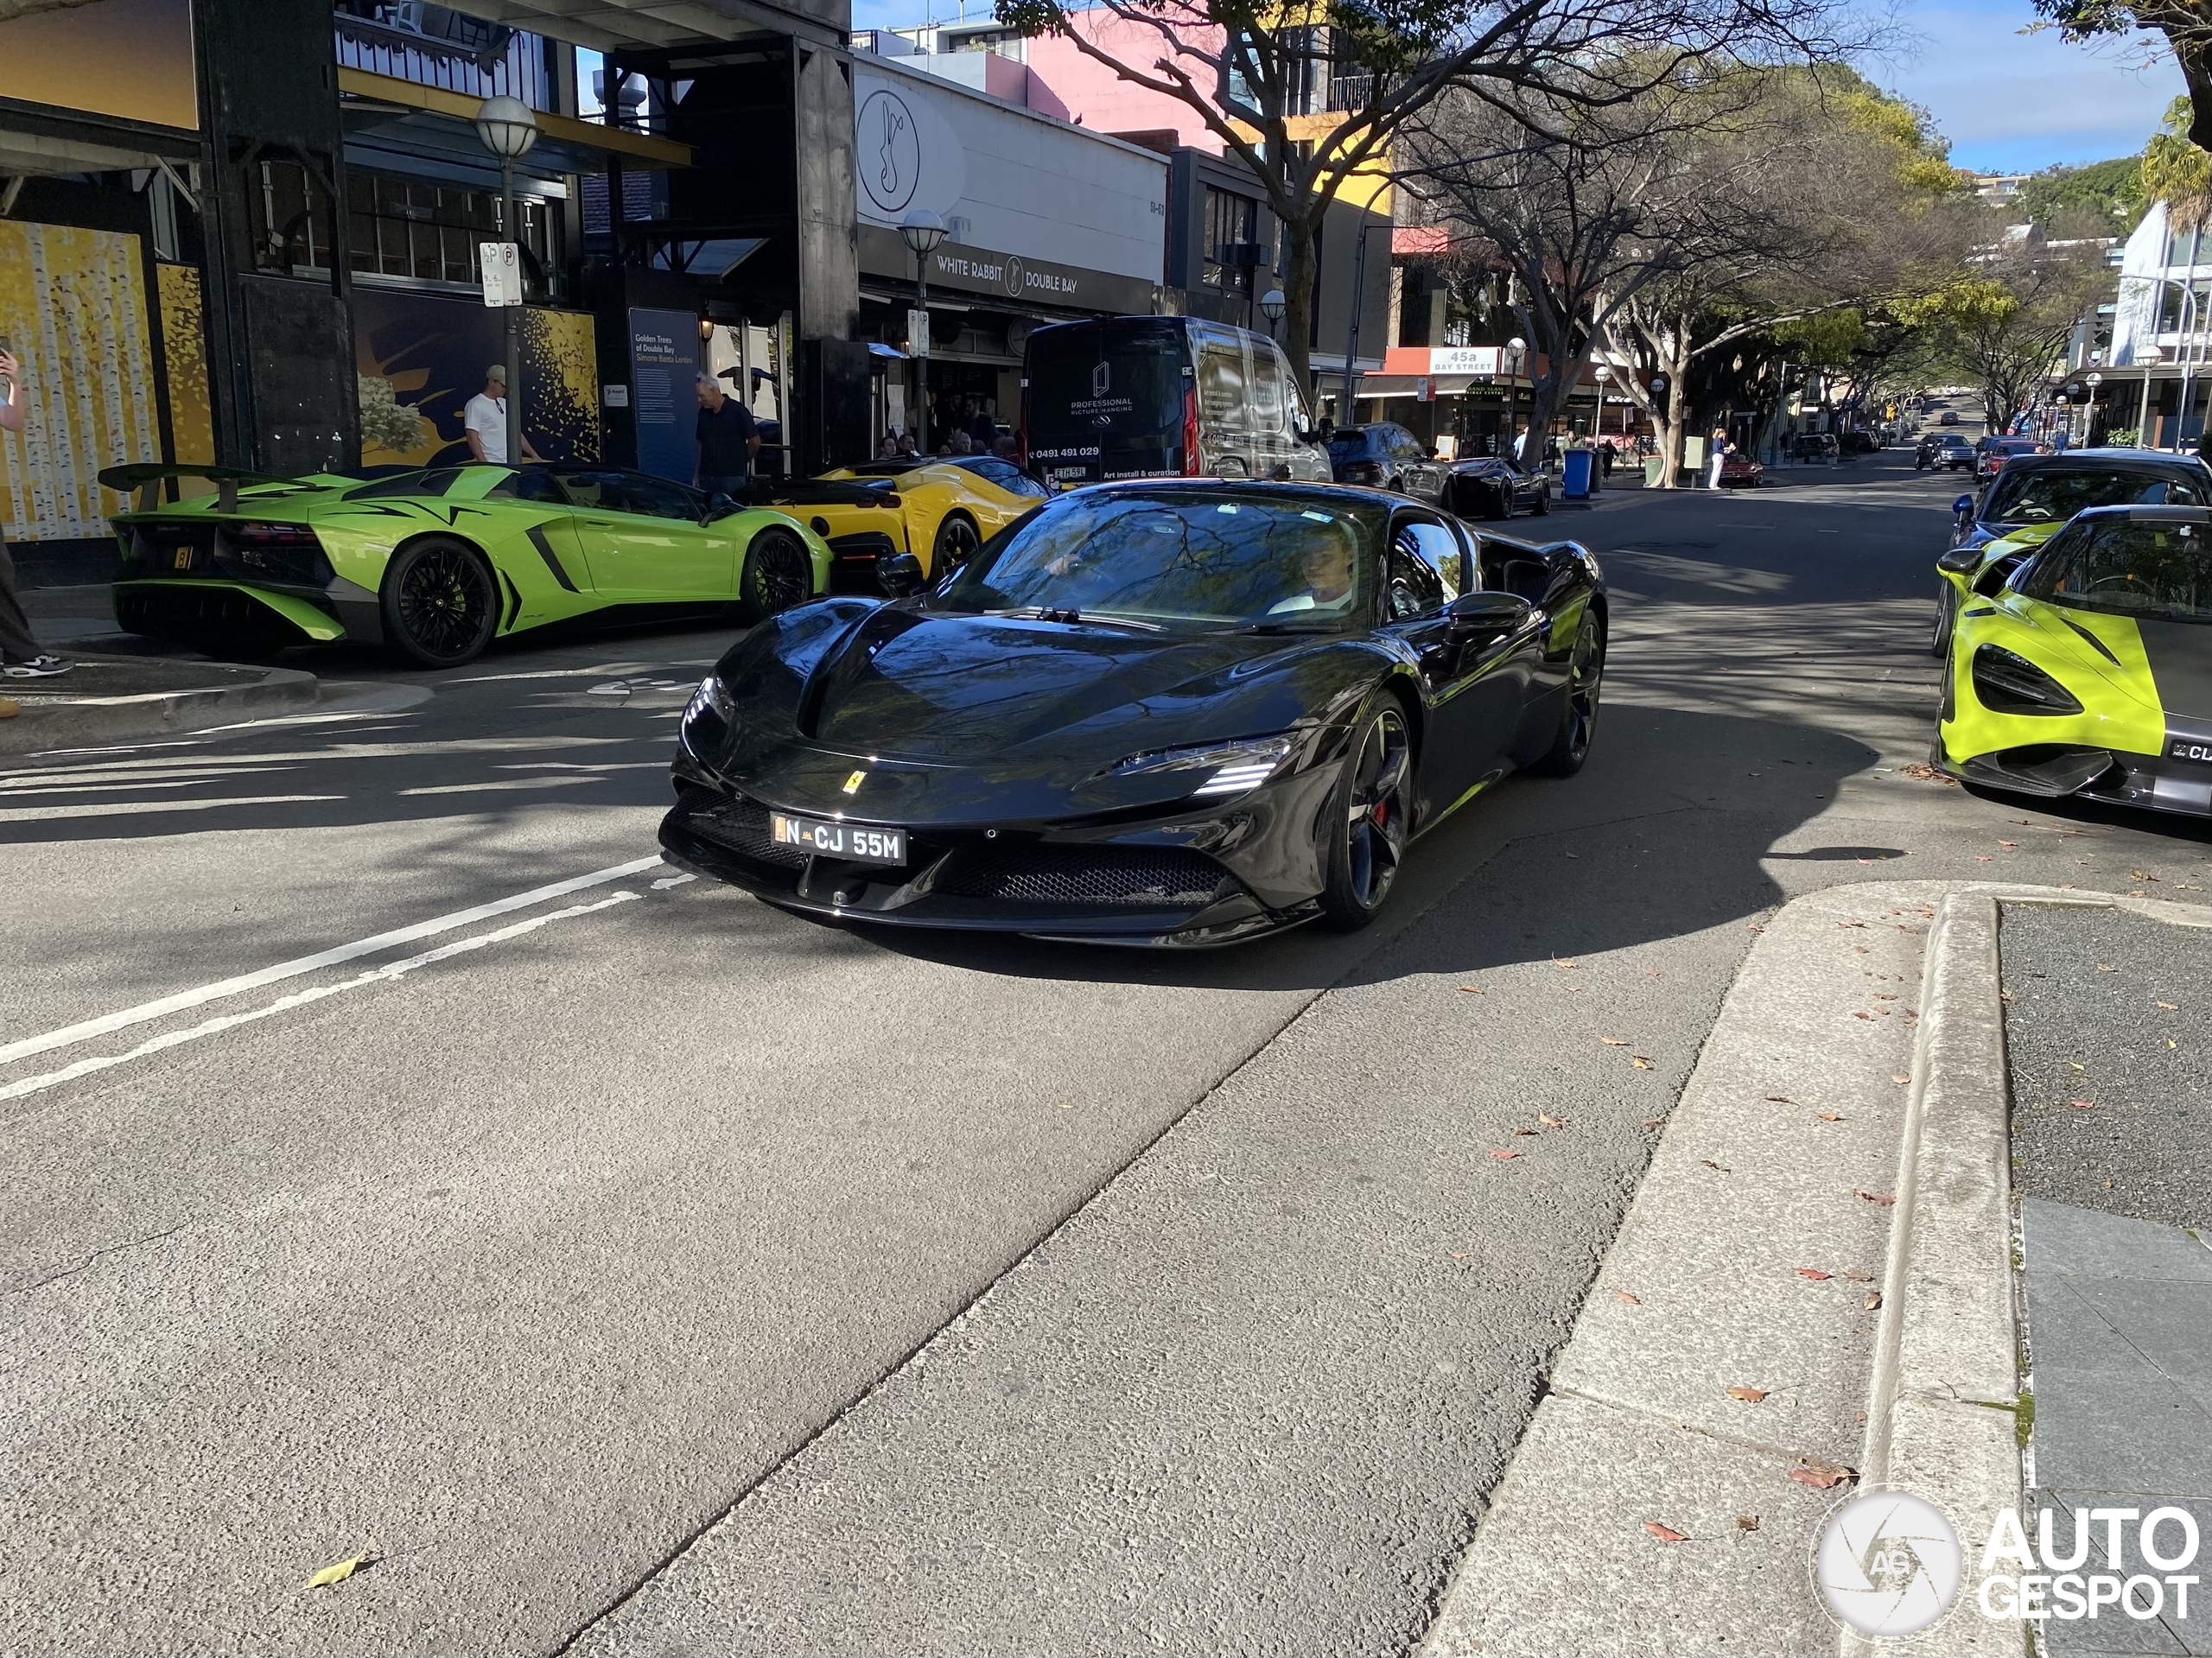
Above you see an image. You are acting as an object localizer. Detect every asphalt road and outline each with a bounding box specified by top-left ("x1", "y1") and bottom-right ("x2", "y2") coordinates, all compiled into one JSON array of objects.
[{"x1": 3, "y1": 454, "x2": 2206, "y2": 1657}]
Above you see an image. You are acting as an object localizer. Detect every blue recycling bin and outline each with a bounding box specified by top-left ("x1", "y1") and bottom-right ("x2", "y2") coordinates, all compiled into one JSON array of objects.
[{"x1": 1560, "y1": 448, "x2": 1594, "y2": 499}]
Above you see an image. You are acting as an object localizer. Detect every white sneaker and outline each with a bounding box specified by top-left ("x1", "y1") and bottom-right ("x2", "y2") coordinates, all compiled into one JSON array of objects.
[{"x1": 2, "y1": 654, "x2": 73, "y2": 677}]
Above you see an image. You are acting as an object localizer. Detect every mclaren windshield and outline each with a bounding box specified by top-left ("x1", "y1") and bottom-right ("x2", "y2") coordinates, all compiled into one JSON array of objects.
[
  {"x1": 1984, "y1": 467, "x2": 2203, "y2": 526},
  {"x1": 2024, "y1": 516, "x2": 2212, "y2": 623},
  {"x1": 932, "y1": 489, "x2": 1387, "y2": 630}
]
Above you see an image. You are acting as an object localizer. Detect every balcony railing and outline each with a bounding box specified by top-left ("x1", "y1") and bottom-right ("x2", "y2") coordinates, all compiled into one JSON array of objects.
[
  {"x1": 1328, "y1": 73, "x2": 1374, "y2": 111},
  {"x1": 335, "y1": 4, "x2": 553, "y2": 109}
]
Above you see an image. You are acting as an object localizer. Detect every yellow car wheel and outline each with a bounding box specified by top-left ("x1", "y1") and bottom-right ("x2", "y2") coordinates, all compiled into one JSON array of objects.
[{"x1": 932, "y1": 513, "x2": 982, "y2": 581}]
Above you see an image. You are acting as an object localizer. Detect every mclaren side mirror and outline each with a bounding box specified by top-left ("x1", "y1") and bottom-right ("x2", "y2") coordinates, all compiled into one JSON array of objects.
[
  {"x1": 878, "y1": 551, "x2": 926, "y2": 597},
  {"x1": 1446, "y1": 589, "x2": 1535, "y2": 644},
  {"x1": 1936, "y1": 545, "x2": 1983, "y2": 576}
]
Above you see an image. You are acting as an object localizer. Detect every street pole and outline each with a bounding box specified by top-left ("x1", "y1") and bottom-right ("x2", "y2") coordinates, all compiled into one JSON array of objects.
[
  {"x1": 502, "y1": 154, "x2": 522, "y2": 462},
  {"x1": 915, "y1": 249, "x2": 930, "y2": 454},
  {"x1": 1339, "y1": 220, "x2": 1371, "y2": 429},
  {"x1": 2179, "y1": 224, "x2": 2203, "y2": 451}
]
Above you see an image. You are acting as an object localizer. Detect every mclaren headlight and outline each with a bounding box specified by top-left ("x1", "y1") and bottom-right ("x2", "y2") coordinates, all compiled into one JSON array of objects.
[
  {"x1": 680, "y1": 673, "x2": 739, "y2": 756},
  {"x1": 1105, "y1": 733, "x2": 1300, "y2": 799},
  {"x1": 1972, "y1": 645, "x2": 2083, "y2": 716}
]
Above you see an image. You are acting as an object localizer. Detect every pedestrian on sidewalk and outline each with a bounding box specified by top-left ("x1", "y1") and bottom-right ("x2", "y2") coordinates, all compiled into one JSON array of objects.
[
  {"x1": 1707, "y1": 424, "x2": 1731, "y2": 489},
  {"x1": 693, "y1": 372, "x2": 759, "y2": 496},
  {"x1": 463, "y1": 365, "x2": 541, "y2": 467},
  {"x1": 0, "y1": 347, "x2": 71, "y2": 680}
]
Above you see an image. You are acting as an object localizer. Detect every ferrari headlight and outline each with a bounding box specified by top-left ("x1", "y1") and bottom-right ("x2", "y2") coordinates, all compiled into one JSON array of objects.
[
  {"x1": 1971, "y1": 645, "x2": 2083, "y2": 716},
  {"x1": 1106, "y1": 734, "x2": 1297, "y2": 797}
]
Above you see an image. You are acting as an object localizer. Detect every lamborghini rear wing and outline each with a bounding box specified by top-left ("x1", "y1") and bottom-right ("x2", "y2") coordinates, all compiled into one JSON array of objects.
[{"x1": 97, "y1": 463, "x2": 313, "y2": 515}]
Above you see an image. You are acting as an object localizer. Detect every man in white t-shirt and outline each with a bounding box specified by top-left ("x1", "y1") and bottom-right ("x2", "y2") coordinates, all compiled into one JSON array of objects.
[{"x1": 463, "y1": 365, "x2": 540, "y2": 466}]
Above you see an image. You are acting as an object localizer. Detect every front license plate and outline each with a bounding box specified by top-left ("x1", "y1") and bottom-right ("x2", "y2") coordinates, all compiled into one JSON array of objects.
[{"x1": 769, "y1": 811, "x2": 907, "y2": 865}]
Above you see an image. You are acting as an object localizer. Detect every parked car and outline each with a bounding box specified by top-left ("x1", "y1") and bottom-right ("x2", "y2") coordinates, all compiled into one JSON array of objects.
[
  {"x1": 1440, "y1": 453, "x2": 1552, "y2": 518},
  {"x1": 102, "y1": 461, "x2": 831, "y2": 668},
  {"x1": 1789, "y1": 433, "x2": 1840, "y2": 462},
  {"x1": 1976, "y1": 436, "x2": 2045, "y2": 482},
  {"x1": 1840, "y1": 430, "x2": 1879, "y2": 454},
  {"x1": 1940, "y1": 410, "x2": 1960, "y2": 425},
  {"x1": 1327, "y1": 422, "x2": 1449, "y2": 501},
  {"x1": 1022, "y1": 314, "x2": 1331, "y2": 491},
  {"x1": 660, "y1": 479, "x2": 1609, "y2": 943},
  {"x1": 1717, "y1": 451, "x2": 1765, "y2": 488}
]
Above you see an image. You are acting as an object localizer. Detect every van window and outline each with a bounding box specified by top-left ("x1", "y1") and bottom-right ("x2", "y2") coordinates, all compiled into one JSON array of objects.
[
  {"x1": 1252, "y1": 346, "x2": 1287, "y2": 435},
  {"x1": 1198, "y1": 341, "x2": 1249, "y2": 431}
]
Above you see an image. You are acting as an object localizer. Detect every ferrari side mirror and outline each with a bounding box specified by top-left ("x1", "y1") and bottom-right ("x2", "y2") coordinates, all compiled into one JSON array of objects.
[
  {"x1": 1446, "y1": 589, "x2": 1534, "y2": 644},
  {"x1": 878, "y1": 551, "x2": 926, "y2": 597}
]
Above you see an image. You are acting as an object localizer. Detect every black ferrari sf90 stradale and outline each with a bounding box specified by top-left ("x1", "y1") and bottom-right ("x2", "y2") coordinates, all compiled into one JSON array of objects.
[{"x1": 660, "y1": 480, "x2": 1608, "y2": 945}]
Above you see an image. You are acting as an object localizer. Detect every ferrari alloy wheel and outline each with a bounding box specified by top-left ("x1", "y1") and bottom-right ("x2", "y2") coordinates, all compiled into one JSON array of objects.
[
  {"x1": 1535, "y1": 614, "x2": 1605, "y2": 776},
  {"x1": 381, "y1": 537, "x2": 499, "y2": 668},
  {"x1": 1319, "y1": 698, "x2": 1412, "y2": 931},
  {"x1": 740, "y1": 527, "x2": 814, "y2": 623},
  {"x1": 931, "y1": 513, "x2": 982, "y2": 582},
  {"x1": 1534, "y1": 486, "x2": 1550, "y2": 516}
]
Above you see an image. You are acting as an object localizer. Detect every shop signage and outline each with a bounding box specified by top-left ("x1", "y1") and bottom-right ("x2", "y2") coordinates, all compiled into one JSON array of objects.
[
  {"x1": 628, "y1": 307, "x2": 699, "y2": 484},
  {"x1": 860, "y1": 225, "x2": 1157, "y2": 321},
  {"x1": 480, "y1": 243, "x2": 523, "y2": 307},
  {"x1": 907, "y1": 307, "x2": 931, "y2": 358},
  {"x1": 1428, "y1": 346, "x2": 1501, "y2": 376}
]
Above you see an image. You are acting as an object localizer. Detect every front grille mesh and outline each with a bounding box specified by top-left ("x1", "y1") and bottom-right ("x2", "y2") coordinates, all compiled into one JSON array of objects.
[
  {"x1": 935, "y1": 844, "x2": 1228, "y2": 906},
  {"x1": 683, "y1": 797, "x2": 807, "y2": 869}
]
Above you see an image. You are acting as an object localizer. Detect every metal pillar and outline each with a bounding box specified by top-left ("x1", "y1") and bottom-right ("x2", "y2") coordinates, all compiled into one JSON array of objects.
[{"x1": 502, "y1": 154, "x2": 524, "y2": 464}]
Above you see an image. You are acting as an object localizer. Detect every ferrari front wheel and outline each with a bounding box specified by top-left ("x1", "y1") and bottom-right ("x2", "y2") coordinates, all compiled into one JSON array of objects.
[
  {"x1": 1533, "y1": 615, "x2": 1605, "y2": 776},
  {"x1": 1319, "y1": 696, "x2": 1412, "y2": 931},
  {"x1": 931, "y1": 513, "x2": 982, "y2": 582},
  {"x1": 381, "y1": 537, "x2": 499, "y2": 668},
  {"x1": 740, "y1": 526, "x2": 814, "y2": 623}
]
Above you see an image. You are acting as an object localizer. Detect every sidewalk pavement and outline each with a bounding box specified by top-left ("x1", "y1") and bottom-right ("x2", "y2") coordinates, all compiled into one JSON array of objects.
[
  {"x1": 1420, "y1": 881, "x2": 2210, "y2": 1658},
  {"x1": 0, "y1": 652, "x2": 318, "y2": 755}
]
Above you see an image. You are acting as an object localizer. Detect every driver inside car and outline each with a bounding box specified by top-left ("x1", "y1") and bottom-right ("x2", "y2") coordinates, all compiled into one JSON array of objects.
[{"x1": 1268, "y1": 530, "x2": 1359, "y2": 614}]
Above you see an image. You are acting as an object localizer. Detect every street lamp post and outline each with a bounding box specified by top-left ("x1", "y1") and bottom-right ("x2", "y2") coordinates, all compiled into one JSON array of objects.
[
  {"x1": 900, "y1": 210, "x2": 947, "y2": 454},
  {"x1": 1592, "y1": 363, "x2": 1613, "y2": 441},
  {"x1": 474, "y1": 96, "x2": 539, "y2": 466},
  {"x1": 1505, "y1": 336, "x2": 1527, "y2": 461},
  {"x1": 1260, "y1": 288, "x2": 1287, "y2": 336}
]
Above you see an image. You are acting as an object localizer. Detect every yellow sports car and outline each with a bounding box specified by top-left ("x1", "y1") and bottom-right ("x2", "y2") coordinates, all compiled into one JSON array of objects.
[{"x1": 753, "y1": 455, "x2": 1047, "y2": 591}]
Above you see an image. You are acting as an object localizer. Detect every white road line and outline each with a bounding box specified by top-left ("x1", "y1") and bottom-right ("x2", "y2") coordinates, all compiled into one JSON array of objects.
[
  {"x1": 0, "y1": 794, "x2": 344, "y2": 824},
  {"x1": 0, "y1": 854, "x2": 664, "y2": 1070},
  {"x1": 0, "y1": 892, "x2": 643, "y2": 1106},
  {"x1": 396, "y1": 776, "x2": 607, "y2": 797}
]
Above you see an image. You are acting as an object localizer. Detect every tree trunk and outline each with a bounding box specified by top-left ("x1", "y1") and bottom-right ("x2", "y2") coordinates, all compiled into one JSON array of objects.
[{"x1": 1280, "y1": 213, "x2": 1321, "y2": 412}]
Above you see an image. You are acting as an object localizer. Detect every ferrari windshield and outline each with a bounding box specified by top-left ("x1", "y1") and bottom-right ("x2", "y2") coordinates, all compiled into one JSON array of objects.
[
  {"x1": 935, "y1": 490, "x2": 1386, "y2": 629},
  {"x1": 2024, "y1": 518, "x2": 2212, "y2": 623},
  {"x1": 1985, "y1": 467, "x2": 2200, "y2": 524}
]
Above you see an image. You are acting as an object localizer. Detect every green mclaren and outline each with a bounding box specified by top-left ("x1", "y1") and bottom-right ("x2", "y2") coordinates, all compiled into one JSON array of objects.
[
  {"x1": 99, "y1": 461, "x2": 834, "y2": 668},
  {"x1": 1936, "y1": 503, "x2": 2212, "y2": 818}
]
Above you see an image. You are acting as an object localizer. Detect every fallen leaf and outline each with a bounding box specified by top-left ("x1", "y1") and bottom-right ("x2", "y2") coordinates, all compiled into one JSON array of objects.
[
  {"x1": 1747, "y1": 922, "x2": 1765, "y2": 932},
  {"x1": 1514, "y1": 1127, "x2": 1540, "y2": 1136},
  {"x1": 1643, "y1": 1116, "x2": 1664, "y2": 1126},
  {"x1": 1554, "y1": 957, "x2": 1580, "y2": 969},
  {"x1": 1974, "y1": 855, "x2": 1993, "y2": 862},
  {"x1": 1539, "y1": 1113, "x2": 1569, "y2": 1128},
  {"x1": 2131, "y1": 870, "x2": 2159, "y2": 882},
  {"x1": 1865, "y1": 1291, "x2": 1884, "y2": 1310},
  {"x1": 1451, "y1": 1251, "x2": 1472, "y2": 1260},
  {"x1": 1766, "y1": 1094, "x2": 1792, "y2": 1102},
  {"x1": 1998, "y1": 840, "x2": 2017, "y2": 848},
  {"x1": 1489, "y1": 1148, "x2": 1520, "y2": 1160},
  {"x1": 1795, "y1": 1267, "x2": 1833, "y2": 1280},
  {"x1": 1459, "y1": 985, "x2": 1485, "y2": 994},
  {"x1": 308, "y1": 1554, "x2": 378, "y2": 1590},
  {"x1": 1840, "y1": 1269, "x2": 1875, "y2": 1282},
  {"x1": 1853, "y1": 1189, "x2": 1897, "y2": 1207},
  {"x1": 1737, "y1": 1515, "x2": 1761, "y2": 1533},
  {"x1": 1644, "y1": 1521, "x2": 1689, "y2": 1542},
  {"x1": 1611, "y1": 1288, "x2": 1642, "y2": 1305},
  {"x1": 1839, "y1": 920, "x2": 1867, "y2": 929},
  {"x1": 1700, "y1": 1158, "x2": 1732, "y2": 1172},
  {"x1": 1816, "y1": 1111, "x2": 1845, "y2": 1122},
  {"x1": 1726, "y1": 1385, "x2": 1768, "y2": 1402},
  {"x1": 1631, "y1": 1055, "x2": 1655, "y2": 1070},
  {"x1": 2157, "y1": 1001, "x2": 2178, "y2": 1010},
  {"x1": 1892, "y1": 1072, "x2": 1911, "y2": 1084},
  {"x1": 1601, "y1": 1036, "x2": 1630, "y2": 1046},
  {"x1": 1853, "y1": 1012, "x2": 1873, "y2": 1021},
  {"x1": 1789, "y1": 1463, "x2": 1856, "y2": 1490},
  {"x1": 2067, "y1": 1099, "x2": 2096, "y2": 1110},
  {"x1": 2096, "y1": 962, "x2": 2117, "y2": 971}
]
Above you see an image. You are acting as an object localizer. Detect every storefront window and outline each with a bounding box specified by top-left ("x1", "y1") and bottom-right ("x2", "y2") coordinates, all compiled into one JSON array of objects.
[
  {"x1": 344, "y1": 171, "x2": 563, "y2": 298},
  {"x1": 1202, "y1": 186, "x2": 1259, "y2": 299}
]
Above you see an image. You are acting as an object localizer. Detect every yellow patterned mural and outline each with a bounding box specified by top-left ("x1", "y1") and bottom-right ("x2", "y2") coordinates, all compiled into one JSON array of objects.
[
  {"x1": 0, "y1": 220, "x2": 162, "y2": 542},
  {"x1": 156, "y1": 262, "x2": 215, "y2": 468}
]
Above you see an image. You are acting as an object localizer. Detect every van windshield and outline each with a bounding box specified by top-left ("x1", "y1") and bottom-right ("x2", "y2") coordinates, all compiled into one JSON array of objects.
[{"x1": 1026, "y1": 322, "x2": 1186, "y2": 455}]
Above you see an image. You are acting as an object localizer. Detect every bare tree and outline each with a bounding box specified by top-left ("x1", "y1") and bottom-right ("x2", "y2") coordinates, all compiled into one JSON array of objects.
[
  {"x1": 1903, "y1": 236, "x2": 2109, "y2": 431},
  {"x1": 995, "y1": 0, "x2": 1875, "y2": 388}
]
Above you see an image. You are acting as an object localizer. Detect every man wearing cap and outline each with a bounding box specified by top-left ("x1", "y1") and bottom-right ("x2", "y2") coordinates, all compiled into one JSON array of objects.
[{"x1": 464, "y1": 365, "x2": 540, "y2": 466}]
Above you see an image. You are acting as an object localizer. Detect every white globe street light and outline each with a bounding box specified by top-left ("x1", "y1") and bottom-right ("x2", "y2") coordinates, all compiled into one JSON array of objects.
[
  {"x1": 475, "y1": 96, "x2": 541, "y2": 467},
  {"x1": 1505, "y1": 337, "x2": 1529, "y2": 458},
  {"x1": 1260, "y1": 288, "x2": 1287, "y2": 327},
  {"x1": 899, "y1": 211, "x2": 948, "y2": 452}
]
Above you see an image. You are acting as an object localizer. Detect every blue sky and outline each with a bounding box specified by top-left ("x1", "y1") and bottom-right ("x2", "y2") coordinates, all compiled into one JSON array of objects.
[{"x1": 1875, "y1": 0, "x2": 2181, "y2": 171}]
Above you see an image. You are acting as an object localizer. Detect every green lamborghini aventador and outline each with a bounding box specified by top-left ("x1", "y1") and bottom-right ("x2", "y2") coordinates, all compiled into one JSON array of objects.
[
  {"x1": 1936, "y1": 503, "x2": 2212, "y2": 819},
  {"x1": 99, "y1": 461, "x2": 833, "y2": 668}
]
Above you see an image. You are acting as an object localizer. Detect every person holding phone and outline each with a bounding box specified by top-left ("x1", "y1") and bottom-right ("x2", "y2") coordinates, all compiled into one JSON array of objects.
[{"x1": 0, "y1": 347, "x2": 72, "y2": 678}]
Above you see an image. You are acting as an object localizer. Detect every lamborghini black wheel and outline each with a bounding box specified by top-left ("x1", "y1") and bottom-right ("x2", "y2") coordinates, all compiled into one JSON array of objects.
[
  {"x1": 931, "y1": 513, "x2": 982, "y2": 583},
  {"x1": 1319, "y1": 696, "x2": 1412, "y2": 931},
  {"x1": 1534, "y1": 614, "x2": 1605, "y2": 776},
  {"x1": 740, "y1": 526, "x2": 814, "y2": 623},
  {"x1": 381, "y1": 537, "x2": 499, "y2": 668}
]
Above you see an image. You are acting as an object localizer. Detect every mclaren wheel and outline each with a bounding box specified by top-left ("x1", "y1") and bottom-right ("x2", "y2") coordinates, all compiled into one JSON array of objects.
[
  {"x1": 740, "y1": 526, "x2": 815, "y2": 623},
  {"x1": 1533, "y1": 614, "x2": 1605, "y2": 777},
  {"x1": 931, "y1": 513, "x2": 982, "y2": 583},
  {"x1": 381, "y1": 537, "x2": 499, "y2": 668},
  {"x1": 1930, "y1": 584, "x2": 1958, "y2": 658},
  {"x1": 1319, "y1": 695, "x2": 1413, "y2": 931}
]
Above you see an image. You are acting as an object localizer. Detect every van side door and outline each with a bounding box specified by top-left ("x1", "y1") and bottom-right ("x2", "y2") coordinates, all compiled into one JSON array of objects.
[{"x1": 1195, "y1": 334, "x2": 1255, "y2": 479}]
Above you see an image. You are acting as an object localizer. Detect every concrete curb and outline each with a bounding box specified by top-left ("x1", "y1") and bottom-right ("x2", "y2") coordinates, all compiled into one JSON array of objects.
[{"x1": 0, "y1": 665, "x2": 320, "y2": 755}]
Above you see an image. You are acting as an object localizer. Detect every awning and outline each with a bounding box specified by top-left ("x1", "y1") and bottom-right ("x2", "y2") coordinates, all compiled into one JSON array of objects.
[
  {"x1": 868, "y1": 342, "x2": 910, "y2": 359},
  {"x1": 338, "y1": 67, "x2": 691, "y2": 173},
  {"x1": 1356, "y1": 373, "x2": 1486, "y2": 399}
]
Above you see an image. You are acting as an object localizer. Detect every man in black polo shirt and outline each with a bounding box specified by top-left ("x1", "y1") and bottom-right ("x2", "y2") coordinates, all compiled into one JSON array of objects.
[{"x1": 694, "y1": 372, "x2": 759, "y2": 497}]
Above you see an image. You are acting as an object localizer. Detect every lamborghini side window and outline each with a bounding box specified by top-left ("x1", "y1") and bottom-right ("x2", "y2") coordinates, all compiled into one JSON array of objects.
[{"x1": 488, "y1": 469, "x2": 568, "y2": 505}]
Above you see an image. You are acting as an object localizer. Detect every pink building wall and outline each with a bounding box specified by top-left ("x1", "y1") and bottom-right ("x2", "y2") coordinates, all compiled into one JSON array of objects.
[{"x1": 1022, "y1": 10, "x2": 1227, "y2": 154}]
